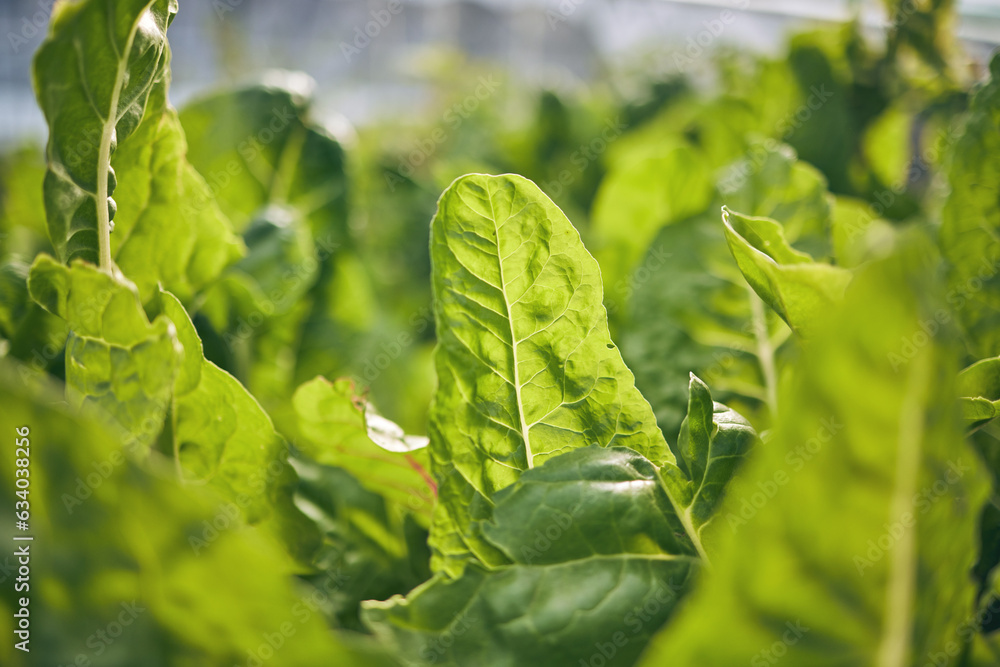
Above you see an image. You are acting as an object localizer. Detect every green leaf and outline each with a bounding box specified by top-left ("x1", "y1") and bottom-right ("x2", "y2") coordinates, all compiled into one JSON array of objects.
[
  {"x1": 618, "y1": 215, "x2": 773, "y2": 437},
  {"x1": 179, "y1": 76, "x2": 352, "y2": 408},
  {"x1": 159, "y1": 289, "x2": 318, "y2": 563},
  {"x1": 0, "y1": 145, "x2": 50, "y2": 260},
  {"x1": 717, "y1": 142, "x2": 832, "y2": 247},
  {"x1": 25, "y1": 257, "x2": 309, "y2": 557},
  {"x1": 963, "y1": 397, "x2": 999, "y2": 424},
  {"x1": 862, "y1": 104, "x2": 913, "y2": 191},
  {"x1": 0, "y1": 261, "x2": 31, "y2": 339},
  {"x1": 293, "y1": 376, "x2": 436, "y2": 522},
  {"x1": 26, "y1": 254, "x2": 180, "y2": 449},
  {"x1": 639, "y1": 242, "x2": 990, "y2": 665},
  {"x1": 959, "y1": 357, "x2": 1000, "y2": 427},
  {"x1": 658, "y1": 373, "x2": 758, "y2": 553},
  {"x1": 0, "y1": 282, "x2": 68, "y2": 378},
  {"x1": 110, "y1": 80, "x2": 243, "y2": 302},
  {"x1": 940, "y1": 55, "x2": 1000, "y2": 360},
  {"x1": 292, "y1": 456, "x2": 432, "y2": 632},
  {"x1": 966, "y1": 630, "x2": 1000, "y2": 667},
  {"x1": 33, "y1": 0, "x2": 177, "y2": 267},
  {"x1": 591, "y1": 144, "x2": 714, "y2": 313},
  {"x1": 883, "y1": 0, "x2": 960, "y2": 74},
  {"x1": 427, "y1": 173, "x2": 670, "y2": 573},
  {"x1": 973, "y1": 498, "x2": 1000, "y2": 602},
  {"x1": 230, "y1": 207, "x2": 318, "y2": 309},
  {"x1": 363, "y1": 446, "x2": 699, "y2": 667},
  {"x1": 426, "y1": 463, "x2": 510, "y2": 574},
  {"x1": 179, "y1": 74, "x2": 348, "y2": 240},
  {"x1": 831, "y1": 196, "x2": 895, "y2": 268},
  {"x1": 482, "y1": 445, "x2": 698, "y2": 563},
  {"x1": 604, "y1": 96, "x2": 759, "y2": 175},
  {"x1": 194, "y1": 204, "x2": 320, "y2": 410},
  {"x1": 199, "y1": 205, "x2": 318, "y2": 337},
  {"x1": 722, "y1": 207, "x2": 852, "y2": 334},
  {"x1": 619, "y1": 144, "x2": 829, "y2": 436},
  {"x1": 0, "y1": 362, "x2": 397, "y2": 667}
]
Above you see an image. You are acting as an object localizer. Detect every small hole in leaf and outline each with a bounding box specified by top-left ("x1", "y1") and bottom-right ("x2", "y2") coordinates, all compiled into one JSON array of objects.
[{"x1": 606, "y1": 343, "x2": 614, "y2": 349}]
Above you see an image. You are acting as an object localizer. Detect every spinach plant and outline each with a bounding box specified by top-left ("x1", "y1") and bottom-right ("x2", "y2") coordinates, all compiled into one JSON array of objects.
[{"x1": 3, "y1": 1, "x2": 1000, "y2": 666}]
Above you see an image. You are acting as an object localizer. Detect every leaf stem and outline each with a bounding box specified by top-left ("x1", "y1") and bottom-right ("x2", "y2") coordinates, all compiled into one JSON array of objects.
[
  {"x1": 96, "y1": 123, "x2": 114, "y2": 272},
  {"x1": 749, "y1": 287, "x2": 778, "y2": 419},
  {"x1": 681, "y1": 508, "x2": 711, "y2": 565},
  {"x1": 95, "y1": 10, "x2": 143, "y2": 273},
  {"x1": 656, "y1": 472, "x2": 711, "y2": 566}
]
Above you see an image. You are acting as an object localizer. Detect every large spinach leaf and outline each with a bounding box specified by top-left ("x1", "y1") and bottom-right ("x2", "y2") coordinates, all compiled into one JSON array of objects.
[
  {"x1": 640, "y1": 241, "x2": 989, "y2": 665},
  {"x1": 364, "y1": 446, "x2": 699, "y2": 667},
  {"x1": 426, "y1": 173, "x2": 676, "y2": 573}
]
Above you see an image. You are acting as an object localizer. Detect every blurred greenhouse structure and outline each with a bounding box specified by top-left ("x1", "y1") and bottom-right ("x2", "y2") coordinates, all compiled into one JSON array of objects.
[{"x1": 3, "y1": 0, "x2": 1000, "y2": 144}]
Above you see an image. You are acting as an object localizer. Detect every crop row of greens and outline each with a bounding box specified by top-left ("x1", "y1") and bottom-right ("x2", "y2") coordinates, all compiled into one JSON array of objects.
[{"x1": 1, "y1": 0, "x2": 1000, "y2": 666}]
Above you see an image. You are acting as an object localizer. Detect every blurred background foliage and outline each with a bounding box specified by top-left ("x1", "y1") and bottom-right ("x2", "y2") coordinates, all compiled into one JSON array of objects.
[
  {"x1": 2, "y1": 1, "x2": 998, "y2": 437},
  {"x1": 2, "y1": 0, "x2": 1000, "y2": 663}
]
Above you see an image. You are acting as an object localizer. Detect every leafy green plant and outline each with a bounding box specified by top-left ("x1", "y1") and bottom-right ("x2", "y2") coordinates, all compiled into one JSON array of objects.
[{"x1": 3, "y1": 1, "x2": 1000, "y2": 666}]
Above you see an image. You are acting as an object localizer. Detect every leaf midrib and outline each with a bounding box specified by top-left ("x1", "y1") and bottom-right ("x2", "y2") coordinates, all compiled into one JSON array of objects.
[
  {"x1": 487, "y1": 182, "x2": 535, "y2": 469},
  {"x1": 875, "y1": 352, "x2": 927, "y2": 667}
]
